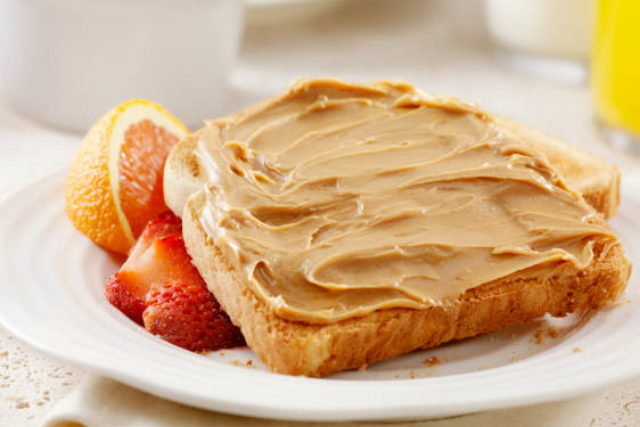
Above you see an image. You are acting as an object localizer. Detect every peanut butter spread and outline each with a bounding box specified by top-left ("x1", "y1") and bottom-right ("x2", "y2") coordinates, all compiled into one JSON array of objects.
[{"x1": 195, "y1": 79, "x2": 615, "y2": 324}]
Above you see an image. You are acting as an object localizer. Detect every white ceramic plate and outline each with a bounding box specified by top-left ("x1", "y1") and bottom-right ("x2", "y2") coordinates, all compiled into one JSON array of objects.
[{"x1": 0, "y1": 170, "x2": 639, "y2": 422}]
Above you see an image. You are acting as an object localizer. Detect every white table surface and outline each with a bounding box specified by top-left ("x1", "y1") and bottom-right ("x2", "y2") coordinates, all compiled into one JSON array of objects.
[{"x1": 1, "y1": 0, "x2": 640, "y2": 425}]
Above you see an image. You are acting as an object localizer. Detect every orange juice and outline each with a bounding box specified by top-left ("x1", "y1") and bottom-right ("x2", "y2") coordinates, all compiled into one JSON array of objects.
[{"x1": 591, "y1": 0, "x2": 640, "y2": 137}]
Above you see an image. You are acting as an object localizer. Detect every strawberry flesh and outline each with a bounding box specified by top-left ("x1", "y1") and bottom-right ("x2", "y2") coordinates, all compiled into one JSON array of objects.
[
  {"x1": 128, "y1": 211, "x2": 182, "y2": 259},
  {"x1": 105, "y1": 270, "x2": 148, "y2": 323},
  {"x1": 105, "y1": 211, "x2": 183, "y2": 323}
]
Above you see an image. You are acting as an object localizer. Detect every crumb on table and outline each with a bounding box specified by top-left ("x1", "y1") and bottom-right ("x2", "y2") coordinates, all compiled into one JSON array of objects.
[{"x1": 573, "y1": 347, "x2": 582, "y2": 353}]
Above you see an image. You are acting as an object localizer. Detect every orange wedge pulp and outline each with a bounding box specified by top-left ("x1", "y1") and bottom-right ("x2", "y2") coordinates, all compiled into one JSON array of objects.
[{"x1": 65, "y1": 100, "x2": 189, "y2": 255}]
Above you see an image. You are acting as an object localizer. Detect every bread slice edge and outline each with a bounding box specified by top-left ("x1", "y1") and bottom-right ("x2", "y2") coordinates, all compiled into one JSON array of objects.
[{"x1": 495, "y1": 115, "x2": 620, "y2": 218}]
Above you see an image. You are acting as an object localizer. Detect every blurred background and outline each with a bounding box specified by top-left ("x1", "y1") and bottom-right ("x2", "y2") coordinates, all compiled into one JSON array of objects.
[
  {"x1": 0, "y1": 0, "x2": 639, "y2": 182},
  {"x1": 1, "y1": 0, "x2": 640, "y2": 425}
]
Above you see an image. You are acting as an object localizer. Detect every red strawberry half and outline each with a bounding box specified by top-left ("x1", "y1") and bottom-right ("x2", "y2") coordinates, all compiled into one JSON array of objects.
[
  {"x1": 143, "y1": 280, "x2": 245, "y2": 352},
  {"x1": 105, "y1": 214, "x2": 180, "y2": 323}
]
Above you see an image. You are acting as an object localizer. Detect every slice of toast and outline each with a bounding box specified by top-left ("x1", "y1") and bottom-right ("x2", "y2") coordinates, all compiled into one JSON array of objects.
[
  {"x1": 183, "y1": 191, "x2": 629, "y2": 376},
  {"x1": 164, "y1": 82, "x2": 629, "y2": 377}
]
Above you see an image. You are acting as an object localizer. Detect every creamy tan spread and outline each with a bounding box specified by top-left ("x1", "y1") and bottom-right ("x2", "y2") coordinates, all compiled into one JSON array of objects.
[{"x1": 194, "y1": 78, "x2": 615, "y2": 324}]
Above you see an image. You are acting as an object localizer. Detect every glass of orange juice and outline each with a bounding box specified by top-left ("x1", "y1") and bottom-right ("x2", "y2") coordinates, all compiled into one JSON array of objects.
[{"x1": 591, "y1": 0, "x2": 640, "y2": 154}]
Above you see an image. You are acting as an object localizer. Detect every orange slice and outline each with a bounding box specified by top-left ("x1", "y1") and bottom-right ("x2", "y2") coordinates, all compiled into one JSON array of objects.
[{"x1": 65, "y1": 100, "x2": 189, "y2": 254}]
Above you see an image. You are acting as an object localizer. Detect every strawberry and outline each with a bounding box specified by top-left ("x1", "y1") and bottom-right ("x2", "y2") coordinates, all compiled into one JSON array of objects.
[
  {"x1": 127, "y1": 211, "x2": 182, "y2": 259},
  {"x1": 143, "y1": 280, "x2": 245, "y2": 352},
  {"x1": 105, "y1": 210, "x2": 245, "y2": 352},
  {"x1": 105, "y1": 211, "x2": 184, "y2": 324},
  {"x1": 106, "y1": 271, "x2": 148, "y2": 324}
]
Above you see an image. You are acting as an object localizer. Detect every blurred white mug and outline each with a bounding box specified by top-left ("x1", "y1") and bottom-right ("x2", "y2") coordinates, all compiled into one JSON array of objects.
[
  {"x1": 486, "y1": 0, "x2": 594, "y2": 60},
  {"x1": 485, "y1": 0, "x2": 594, "y2": 82},
  {"x1": 0, "y1": 0, "x2": 244, "y2": 132}
]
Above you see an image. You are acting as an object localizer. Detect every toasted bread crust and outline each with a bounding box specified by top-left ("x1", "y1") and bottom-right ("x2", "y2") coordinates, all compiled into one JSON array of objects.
[
  {"x1": 164, "y1": 130, "x2": 204, "y2": 219},
  {"x1": 183, "y1": 192, "x2": 630, "y2": 377},
  {"x1": 495, "y1": 115, "x2": 620, "y2": 218}
]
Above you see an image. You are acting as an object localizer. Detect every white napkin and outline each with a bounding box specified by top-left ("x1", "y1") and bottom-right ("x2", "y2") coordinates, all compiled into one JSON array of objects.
[{"x1": 42, "y1": 374, "x2": 601, "y2": 427}]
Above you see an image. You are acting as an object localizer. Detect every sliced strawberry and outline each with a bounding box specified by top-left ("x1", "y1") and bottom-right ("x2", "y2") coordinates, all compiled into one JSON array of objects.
[
  {"x1": 105, "y1": 271, "x2": 148, "y2": 323},
  {"x1": 105, "y1": 211, "x2": 186, "y2": 324},
  {"x1": 125, "y1": 234, "x2": 204, "y2": 287},
  {"x1": 143, "y1": 280, "x2": 245, "y2": 352},
  {"x1": 127, "y1": 211, "x2": 182, "y2": 260}
]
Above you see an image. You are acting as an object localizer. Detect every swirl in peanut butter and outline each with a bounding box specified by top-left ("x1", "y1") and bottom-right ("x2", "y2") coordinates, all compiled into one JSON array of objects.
[{"x1": 195, "y1": 79, "x2": 616, "y2": 324}]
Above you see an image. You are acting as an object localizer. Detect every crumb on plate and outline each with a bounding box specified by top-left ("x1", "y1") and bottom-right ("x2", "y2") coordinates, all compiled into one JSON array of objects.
[
  {"x1": 422, "y1": 356, "x2": 441, "y2": 367},
  {"x1": 533, "y1": 329, "x2": 544, "y2": 345}
]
